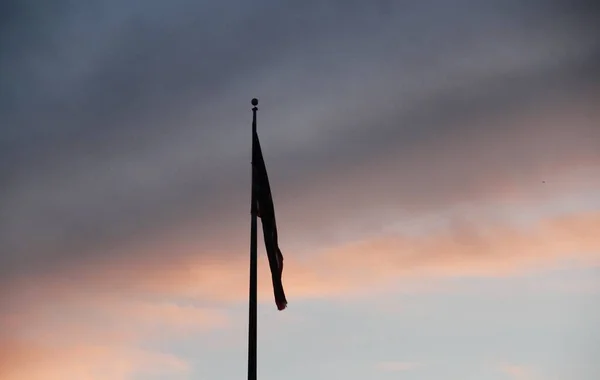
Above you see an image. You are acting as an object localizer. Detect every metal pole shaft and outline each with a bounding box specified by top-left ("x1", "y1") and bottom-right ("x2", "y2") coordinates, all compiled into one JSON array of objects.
[{"x1": 247, "y1": 98, "x2": 259, "y2": 380}]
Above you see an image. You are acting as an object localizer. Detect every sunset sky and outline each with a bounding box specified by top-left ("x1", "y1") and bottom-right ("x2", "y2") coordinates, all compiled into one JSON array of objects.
[{"x1": 1, "y1": 1, "x2": 599, "y2": 379}]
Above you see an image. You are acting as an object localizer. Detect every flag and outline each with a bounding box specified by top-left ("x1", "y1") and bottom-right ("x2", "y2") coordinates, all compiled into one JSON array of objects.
[{"x1": 253, "y1": 130, "x2": 288, "y2": 311}]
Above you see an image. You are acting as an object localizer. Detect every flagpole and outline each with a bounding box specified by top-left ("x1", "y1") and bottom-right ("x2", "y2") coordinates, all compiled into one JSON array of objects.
[{"x1": 248, "y1": 98, "x2": 259, "y2": 380}]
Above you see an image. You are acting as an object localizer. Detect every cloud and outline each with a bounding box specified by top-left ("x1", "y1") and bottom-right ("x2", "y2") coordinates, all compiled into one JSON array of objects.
[
  {"x1": 1, "y1": 0, "x2": 599, "y2": 283},
  {"x1": 0, "y1": 340, "x2": 189, "y2": 380},
  {"x1": 375, "y1": 361, "x2": 422, "y2": 372},
  {"x1": 0, "y1": 200, "x2": 597, "y2": 378},
  {"x1": 499, "y1": 364, "x2": 539, "y2": 380},
  {"x1": 0, "y1": 294, "x2": 229, "y2": 379},
  {"x1": 7, "y1": 205, "x2": 598, "y2": 313},
  {"x1": 2, "y1": 86, "x2": 599, "y2": 287}
]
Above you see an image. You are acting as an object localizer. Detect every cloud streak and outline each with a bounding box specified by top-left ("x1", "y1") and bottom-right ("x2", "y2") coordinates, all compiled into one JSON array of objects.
[
  {"x1": 375, "y1": 361, "x2": 422, "y2": 372},
  {"x1": 6, "y1": 204, "x2": 598, "y2": 315},
  {"x1": 0, "y1": 340, "x2": 189, "y2": 380},
  {"x1": 0, "y1": 294, "x2": 228, "y2": 379}
]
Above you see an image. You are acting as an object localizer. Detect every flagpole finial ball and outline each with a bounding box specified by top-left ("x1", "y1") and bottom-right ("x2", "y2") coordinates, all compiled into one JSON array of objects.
[{"x1": 251, "y1": 98, "x2": 259, "y2": 106}]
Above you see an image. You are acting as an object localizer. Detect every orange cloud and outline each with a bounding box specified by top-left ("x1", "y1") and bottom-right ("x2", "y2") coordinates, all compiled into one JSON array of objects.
[
  {"x1": 20, "y1": 209, "x2": 597, "y2": 309},
  {"x1": 317, "y1": 211, "x2": 600, "y2": 279},
  {"x1": 0, "y1": 298, "x2": 228, "y2": 380},
  {"x1": 1, "y1": 208, "x2": 598, "y2": 379},
  {"x1": 0, "y1": 340, "x2": 189, "y2": 380}
]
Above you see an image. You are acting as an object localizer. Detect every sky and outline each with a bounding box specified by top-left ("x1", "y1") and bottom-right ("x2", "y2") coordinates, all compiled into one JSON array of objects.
[{"x1": 1, "y1": 0, "x2": 600, "y2": 379}]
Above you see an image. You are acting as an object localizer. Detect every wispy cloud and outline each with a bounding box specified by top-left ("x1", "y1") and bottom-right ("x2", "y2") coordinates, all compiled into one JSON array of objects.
[
  {"x1": 6, "y1": 206, "x2": 598, "y2": 315},
  {"x1": 0, "y1": 341, "x2": 190, "y2": 380},
  {"x1": 499, "y1": 363, "x2": 539, "y2": 380},
  {"x1": 0, "y1": 296, "x2": 228, "y2": 380},
  {"x1": 2, "y1": 202, "x2": 596, "y2": 377},
  {"x1": 375, "y1": 360, "x2": 422, "y2": 372}
]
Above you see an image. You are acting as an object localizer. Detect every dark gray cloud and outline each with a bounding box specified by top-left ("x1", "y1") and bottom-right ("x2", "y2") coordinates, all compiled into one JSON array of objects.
[{"x1": 1, "y1": 0, "x2": 599, "y2": 282}]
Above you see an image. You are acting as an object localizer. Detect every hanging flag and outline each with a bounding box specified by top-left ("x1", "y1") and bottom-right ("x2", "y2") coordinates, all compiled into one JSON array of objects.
[{"x1": 253, "y1": 130, "x2": 288, "y2": 311}]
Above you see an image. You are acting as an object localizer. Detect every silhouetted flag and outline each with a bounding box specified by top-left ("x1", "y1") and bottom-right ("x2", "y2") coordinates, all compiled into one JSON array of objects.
[{"x1": 253, "y1": 130, "x2": 287, "y2": 311}]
